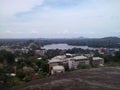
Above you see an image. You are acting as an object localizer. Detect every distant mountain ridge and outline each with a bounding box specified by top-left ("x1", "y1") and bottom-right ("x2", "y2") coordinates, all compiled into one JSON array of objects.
[
  {"x1": 102, "y1": 36, "x2": 120, "y2": 40},
  {"x1": 0, "y1": 36, "x2": 120, "y2": 40},
  {"x1": 70, "y1": 36, "x2": 120, "y2": 40}
]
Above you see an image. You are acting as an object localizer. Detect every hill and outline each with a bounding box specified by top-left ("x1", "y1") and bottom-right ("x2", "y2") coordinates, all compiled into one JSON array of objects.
[
  {"x1": 102, "y1": 36, "x2": 120, "y2": 40},
  {"x1": 12, "y1": 67, "x2": 120, "y2": 90}
]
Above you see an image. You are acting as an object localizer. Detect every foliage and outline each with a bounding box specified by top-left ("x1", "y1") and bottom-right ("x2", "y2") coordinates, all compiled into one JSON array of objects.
[
  {"x1": 105, "y1": 62, "x2": 120, "y2": 67},
  {"x1": 114, "y1": 51, "x2": 120, "y2": 62},
  {"x1": 77, "y1": 64, "x2": 91, "y2": 69},
  {"x1": 35, "y1": 59, "x2": 49, "y2": 73},
  {"x1": 0, "y1": 66, "x2": 13, "y2": 84},
  {"x1": 0, "y1": 50, "x2": 15, "y2": 65},
  {"x1": 23, "y1": 75, "x2": 31, "y2": 82},
  {"x1": 38, "y1": 71, "x2": 49, "y2": 78},
  {"x1": 16, "y1": 70, "x2": 26, "y2": 79},
  {"x1": 66, "y1": 48, "x2": 90, "y2": 54},
  {"x1": 8, "y1": 77, "x2": 24, "y2": 86},
  {"x1": 45, "y1": 49, "x2": 65, "y2": 59},
  {"x1": 17, "y1": 61, "x2": 26, "y2": 69}
]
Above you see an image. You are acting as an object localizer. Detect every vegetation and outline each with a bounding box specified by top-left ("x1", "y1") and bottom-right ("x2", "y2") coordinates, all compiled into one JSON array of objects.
[
  {"x1": 105, "y1": 62, "x2": 120, "y2": 67},
  {"x1": 0, "y1": 50, "x2": 49, "y2": 90},
  {"x1": 94, "y1": 51, "x2": 120, "y2": 67},
  {"x1": 66, "y1": 48, "x2": 91, "y2": 54},
  {"x1": 0, "y1": 50, "x2": 15, "y2": 65},
  {"x1": 77, "y1": 64, "x2": 91, "y2": 69}
]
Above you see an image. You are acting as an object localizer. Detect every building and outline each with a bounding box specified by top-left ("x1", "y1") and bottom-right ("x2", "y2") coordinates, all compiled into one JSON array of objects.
[
  {"x1": 92, "y1": 57, "x2": 104, "y2": 66},
  {"x1": 51, "y1": 55, "x2": 66, "y2": 60},
  {"x1": 51, "y1": 65, "x2": 65, "y2": 75},
  {"x1": 98, "y1": 48, "x2": 106, "y2": 54},
  {"x1": 65, "y1": 53, "x2": 73, "y2": 58},
  {"x1": 68, "y1": 56, "x2": 89, "y2": 69},
  {"x1": 48, "y1": 59, "x2": 63, "y2": 73},
  {"x1": 48, "y1": 54, "x2": 104, "y2": 74},
  {"x1": 35, "y1": 49, "x2": 46, "y2": 56}
]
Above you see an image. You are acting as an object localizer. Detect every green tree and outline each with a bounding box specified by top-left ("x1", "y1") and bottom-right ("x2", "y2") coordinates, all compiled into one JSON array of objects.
[
  {"x1": 0, "y1": 66, "x2": 13, "y2": 84},
  {"x1": 0, "y1": 50, "x2": 15, "y2": 65},
  {"x1": 114, "y1": 51, "x2": 120, "y2": 62},
  {"x1": 16, "y1": 69, "x2": 26, "y2": 79}
]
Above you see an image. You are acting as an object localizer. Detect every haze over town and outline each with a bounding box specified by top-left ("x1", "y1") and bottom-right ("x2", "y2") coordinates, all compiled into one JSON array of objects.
[{"x1": 0, "y1": 0, "x2": 120, "y2": 38}]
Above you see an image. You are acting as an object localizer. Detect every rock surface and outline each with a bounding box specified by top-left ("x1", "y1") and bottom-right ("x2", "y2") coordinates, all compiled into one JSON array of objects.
[{"x1": 13, "y1": 67, "x2": 120, "y2": 90}]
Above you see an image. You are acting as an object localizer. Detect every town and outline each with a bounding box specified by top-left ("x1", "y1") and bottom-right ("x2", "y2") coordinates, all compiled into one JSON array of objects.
[{"x1": 0, "y1": 39, "x2": 120, "y2": 90}]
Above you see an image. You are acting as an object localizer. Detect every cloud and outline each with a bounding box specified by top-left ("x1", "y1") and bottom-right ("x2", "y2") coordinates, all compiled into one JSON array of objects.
[
  {"x1": 0, "y1": 0, "x2": 44, "y2": 17},
  {"x1": 0, "y1": 0, "x2": 120, "y2": 38}
]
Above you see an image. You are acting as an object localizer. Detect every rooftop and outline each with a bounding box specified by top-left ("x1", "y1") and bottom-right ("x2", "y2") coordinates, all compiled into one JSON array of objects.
[
  {"x1": 66, "y1": 53, "x2": 72, "y2": 56},
  {"x1": 73, "y1": 56, "x2": 88, "y2": 60},
  {"x1": 93, "y1": 57, "x2": 103, "y2": 60},
  {"x1": 48, "y1": 59, "x2": 63, "y2": 63},
  {"x1": 52, "y1": 55, "x2": 66, "y2": 60}
]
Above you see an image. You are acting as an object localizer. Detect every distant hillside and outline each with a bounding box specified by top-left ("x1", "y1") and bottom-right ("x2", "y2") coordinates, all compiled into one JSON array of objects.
[
  {"x1": 12, "y1": 67, "x2": 120, "y2": 90},
  {"x1": 101, "y1": 37, "x2": 120, "y2": 41},
  {"x1": 0, "y1": 36, "x2": 120, "y2": 48}
]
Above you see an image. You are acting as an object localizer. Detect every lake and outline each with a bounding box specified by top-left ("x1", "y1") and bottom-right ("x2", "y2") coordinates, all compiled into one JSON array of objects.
[{"x1": 42, "y1": 43, "x2": 98, "y2": 50}]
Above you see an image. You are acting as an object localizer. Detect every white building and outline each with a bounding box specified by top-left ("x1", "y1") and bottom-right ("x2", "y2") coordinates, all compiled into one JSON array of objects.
[
  {"x1": 92, "y1": 57, "x2": 104, "y2": 66},
  {"x1": 68, "y1": 56, "x2": 89, "y2": 69},
  {"x1": 51, "y1": 65, "x2": 65, "y2": 75}
]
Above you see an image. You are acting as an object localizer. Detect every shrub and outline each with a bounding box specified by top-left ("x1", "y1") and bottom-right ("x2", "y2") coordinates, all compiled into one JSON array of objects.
[
  {"x1": 38, "y1": 71, "x2": 49, "y2": 78},
  {"x1": 16, "y1": 70, "x2": 26, "y2": 79},
  {"x1": 77, "y1": 64, "x2": 91, "y2": 69},
  {"x1": 105, "y1": 62, "x2": 120, "y2": 67},
  {"x1": 8, "y1": 77, "x2": 24, "y2": 86},
  {"x1": 23, "y1": 75, "x2": 31, "y2": 82}
]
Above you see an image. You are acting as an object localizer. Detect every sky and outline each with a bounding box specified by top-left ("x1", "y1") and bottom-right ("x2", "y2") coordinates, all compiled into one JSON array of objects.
[{"x1": 0, "y1": 0, "x2": 120, "y2": 38}]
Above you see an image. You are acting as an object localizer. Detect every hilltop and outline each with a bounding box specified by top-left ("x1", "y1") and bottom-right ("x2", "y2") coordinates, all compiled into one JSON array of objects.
[
  {"x1": 12, "y1": 67, "x2": 120, "y2": 90},
  {"x1": 102, "y1": 36, "x2": 120, "y2": 40}
]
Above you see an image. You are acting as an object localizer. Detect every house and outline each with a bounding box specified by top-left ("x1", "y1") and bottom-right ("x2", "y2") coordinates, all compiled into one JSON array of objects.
[
  {"x1": 98, "y1": 48, "x2": 106, "y2": 54},
  {"x1": 37, "y1": 57, "x2": 42, "y2": 60},
  {"x1": 21, "y1": 48, "x2": 29, "y2": 54},
  {"x1": 6, "y1": 73, "x2": 16, "y2": 77},
  {"x1": 48, "y1": 59, "x2": 63, "y2": 73},
  {"x1": 51, "y1": 65, "x2": 65, "y2": 75},
  {"x1": 53, "y1": 55, "x2": 71, "y2": 65},
  {"x1": 35, "y1": 50, "x2": 46, "y2": 56},
  {"x1": 10, "y1": 73, "x2": 16, "y2": 77},
  {"x1": 92, "y1": 57, "x2": 104, "y2": 66},
  {"x1": 65, "y1": 53, "x2": 73, "y2": 58},
  {"x1": 68, "y1": 56, "x2": 89, "y2": 69}
]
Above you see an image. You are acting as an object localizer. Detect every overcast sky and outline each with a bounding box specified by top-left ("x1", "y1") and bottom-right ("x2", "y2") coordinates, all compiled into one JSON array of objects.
[{"x1": 0, "y1": 0, "x2": 120, "y2": 38}]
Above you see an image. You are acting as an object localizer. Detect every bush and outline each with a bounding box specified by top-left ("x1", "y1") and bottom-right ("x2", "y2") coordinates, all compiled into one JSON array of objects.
[
  {"x1": 8, "y1": 77, "x2": 24, "y2": 86},
  {"x1": 38, "y1": 71, "x2": 49, "y2": 79},
  {"x1": 77, "y1": 64, "x2": 91, "y2": 69},
  {"x1": 16, "y1": 70, "x2": 26, "y2": 79},
  {"x1": 105, "y1": 62, "x2": 120, "y2": 67},
  {"x1": 23, "y1": 75, "x2": 31, "y2": 82}
]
